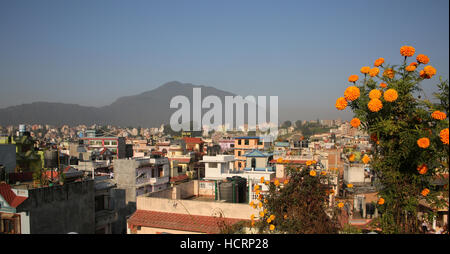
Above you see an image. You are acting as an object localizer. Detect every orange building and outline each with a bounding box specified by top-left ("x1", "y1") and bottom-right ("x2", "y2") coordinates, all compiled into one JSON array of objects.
[{"x1": 234, "y1": 136, "x2": 265, "y2": 171}]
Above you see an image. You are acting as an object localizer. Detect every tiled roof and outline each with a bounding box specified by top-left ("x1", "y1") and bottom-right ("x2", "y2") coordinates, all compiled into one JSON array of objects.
[
  {"x1": 0, "y1": 183, "x2": 28, "y2": 208},
  {"x1": 169, "y1": 174, "x2": 189, "y2": 183},
  {"x1": 128, "y1": 210, "x2": 247, "y2": 234}
]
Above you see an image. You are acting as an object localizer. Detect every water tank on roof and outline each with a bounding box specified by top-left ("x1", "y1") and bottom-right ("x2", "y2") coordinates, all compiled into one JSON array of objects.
[
  {"x1": 44, "y1": 150, "x2": 59, "y2": 168},
  {"x1": 219, "y1": 181, "x2": 234, "y2": 203}
]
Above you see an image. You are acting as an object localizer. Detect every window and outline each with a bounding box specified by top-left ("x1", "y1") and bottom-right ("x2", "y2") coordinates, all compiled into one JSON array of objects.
[
  {"x1": 230, "y1": 144, "x2": 234, "y2": 148},
  {"x1": 251, "y1": 158, "x2": 256, "y2": 168},
  {"x1": 111, "y1": 141, "x2": 117, "y2": 146},
  {"x1": 238, "y1": 151, "x2": 241, "y2": 156},
  {"x1": 245, "y1": 139, "x2": 249, "y2": 145},
  {"x1": 178, "y1": 166, "x2": 183, "y2": 173},
  {"x1": 238, "y1": 139, "x2": 242, "y2": 145},
  {"x1": 104, "y1": 141, "x2": 111, "y2": 146},
  {"x1": 258, "y1": 139, "x2": 263, "y2": 145},
  {"x1": 209, "y1": 162, "x2": 218, "y2": 168}
]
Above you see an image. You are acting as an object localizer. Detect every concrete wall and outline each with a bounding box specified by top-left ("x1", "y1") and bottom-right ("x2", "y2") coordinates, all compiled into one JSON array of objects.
[
  {"x1": 17, "y1": 180, "x2": 95, "y2": 234},
  {"x1": 344, "y1": 164, "x2": 365, "y2": 183},
  {"x1": 0, "y1": 144, "x2": 16, "y2": 173}
]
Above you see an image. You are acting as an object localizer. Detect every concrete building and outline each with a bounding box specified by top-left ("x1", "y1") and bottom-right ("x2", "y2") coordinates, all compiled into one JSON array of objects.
[
  {"x1": 113, "y1": 157, "x2": 170, "y2": 206},
  {"x1": 234, "y1": 137, "x2": 265, "y2": 171}
]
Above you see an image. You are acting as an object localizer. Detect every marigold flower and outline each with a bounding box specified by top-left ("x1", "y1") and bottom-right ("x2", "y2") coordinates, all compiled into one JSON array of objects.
[
  {"x1": 338, "y1": 202, "x2": 344, "y2": 208},
  {"x1": 258, "y1": 202, "x2": 263, "y2": 208},
  {"x1": 383, "y1": 68, "x2": 395, "y2": 79},
  {"x1": 400, "y1": 45, "x2": 415, "y2": 57},
  {"x1": 344, "y1": 86, "x2": 360, "y2": 101},
  {"x1": 335, "y1": 97, "x2": 348, "y2": 111},
  {"x1": 417, "y1": 137, "x2": 430, "y2": 148},
  {"x1": 360, "y1": 66, "x2": 370, "y2": 74},
  {"x1": 259, "y1": 211, "x2": 265, "y2": 217},
  {"x1": 264, "y1": 199, "x2": 268, "y2": 204},
  {"x1": 267, "y1": 218, "x2": 272, "y2": 223},
  {"x1": 255, "y1": 190, "x2": 260, "y2": 195},
  {"x1": 276, "y1": 157, "x2": 283, "y2": 163},
  {"x1": 369, "y1": 89, "x2": 382, "y2": 99},
  {"x1": 274, "y1": 179, "x2": 280, "y2": 187},
  {"x1": 309, "y1": 170, "x2": 317, "y2": 176},
  {"x1": 254, "y1": 184, "x2": 260, "y2": 191},
  {"x1": 423, "y1": 65, "x2": 436, "y2": 76},
  {"x1": 416, "y1": 54, "x2": 430, "y2": 64},
  {"x1": 347, "y1": 184, "x2": 353, "y2": 188},
  {"x1": 369, "y1": 67, "x2": 380, "y2": 77},
  {"x1": 374, "y1": 58, "x2": 384, "y2": 67},
  {"x1": 250, "y1": 214, "x2": 255, "y2": 220},
  {"x1": 306, "y1": 160, "x2": 312, "y2": 166},
  {"x1": 421, "y1": 188, "x2": 430, "y2": 197},
  {"x1": 440, "y1": 128, "x2": 449, "y2": 145},
  {"x1": 362, "y1": 154, "x2": 370, "y2": 164},
  {"x1": 269, "y1": 215, "x2": 275, "y2": 220},
  {"x1": 378, "y1": 198, "x2": 385, "y2": 205},
  {"x1": 265, "y1": 180, "x2": 270, "y2": 185},
  {"x1": 431, "y1": 111, "x2": 447, "y2": 120},
  {"x1": 251, "y1": 220, "x2": 255, "y2": 227},
  {"x1": 384, "y1": 89, "x2": 398, "y2": 102},
  {"x1": 349, "y1": 154, "x2": 355, "y2": 162},
  {"x1": 417, "y1": 164, "x2": 428, "y2": 175},
  {"x1": 350, "y1": 118, "x2": 361, "y2": 128},
  {"x1": 321, "y1": 171, "x2": 327, "y2": 176},
  {"x1": 250, "y1": 201, "x2": 254, "y2": 207},
  {"x1": 283, "y1": 179, "x2": 289, "y2": 185},
  {"x1": 269, "y1": 224, "x2": 275, "y2": 231},
  {"x1": 260, "y1": 177, "x2": 265, "y2": 184},
  {"x1": 348, "y1": 75, "x2": 359, "y2": 83},
  {"x1": 368, "y1": 98, "x2": 383, "y2": 112},
  {"x1": 409, "y1": 62, "x2": 418, "y2": 67},
  {"x1": 283, "y1": 214, "x2": 288, "y2": 219},
  {"x1": 380, "y1": 83, "x2": 387, "y2": 88},
  {"x1": 405, "y1": 65, "x2": 416, "y2": 72}
]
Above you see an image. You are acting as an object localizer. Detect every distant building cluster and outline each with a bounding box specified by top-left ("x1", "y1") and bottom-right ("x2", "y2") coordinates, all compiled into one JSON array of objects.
[{"x1": 0, "y1": 119, "x2": 447, "y2": 234}]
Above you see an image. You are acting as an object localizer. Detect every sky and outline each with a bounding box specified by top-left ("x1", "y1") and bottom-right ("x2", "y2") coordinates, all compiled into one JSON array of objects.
[{"x1": 0, "y1": 0, "x2": 449, "y2": 121}]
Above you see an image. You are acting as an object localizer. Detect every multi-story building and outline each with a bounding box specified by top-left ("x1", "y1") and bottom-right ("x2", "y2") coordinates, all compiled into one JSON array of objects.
[
  {"x1": 80, "y1": 136, "x2": 126, "y2": 159},
  {"x1": 234, "y1": 136, "x2": 265, "y2": 171}
]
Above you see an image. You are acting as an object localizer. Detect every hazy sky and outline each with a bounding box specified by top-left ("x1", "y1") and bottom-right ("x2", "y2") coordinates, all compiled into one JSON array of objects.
[{"x1": 0, "y1": 0, "x2": 448, "y2": 121}]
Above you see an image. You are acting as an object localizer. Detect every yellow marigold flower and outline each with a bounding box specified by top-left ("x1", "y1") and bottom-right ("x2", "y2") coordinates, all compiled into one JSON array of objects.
[
  {"x1": 259, "y1": 211, "x2": 265, "y2": 217},
  {"x1": 369, "y1": 89, "x2": 382, "y2": 99},
  {"x1": 269, "y1": 215, "x2": 275, "y2": 220},
  {"x1": 380, "y1": 83, "x2": 387, "y2": 88},
  {"x1": 269, "y1": 224, "x2": 275, "y2": 231},
  {"x1": 274, "y1": 179, "x2": 280, "y2": 187},
  {"x1": 349, "y1": 154, "x2": 355, "y2": 162},
  {"x1": 421, "y1": 188, "x2": 430, "y2": 197},
  {"x1": 400, "y1": 45, "x2": 415, "y2": 57},
  {"x1": 265, "y1": 180, "x2": 270, "y2": 185},
  {"x1": 378, "y1": 198, "x2": 385, "y2": 205},
  {"x1": 267, "y1": 218, "x2": 272, "y2": 223},
  {"x1": 255, "y1": 190, "x2": 260, "y2": 195},
  {"x1": 276, "y1": 157, "x2": 283, "y2": 163},
  {"x1": 260, "y1": 177, "x2": 265, "y2": 184},
  {"x1": 423, "y1": 65, "x2": 436, "y2": 76},
  {"x1": 440, "y1": 128, "x2": 449, "y2": 145},
  {"x1": 417, "y1": 164, "x2": 428, "y2": 175},
  {"x1": 416, "y1": 54, "x2": 430, "y2": 64},
  {"x1": 283, "y1": 179, "x2": 289, "y2": 185},
  {"x1": 417, "y1": 137, "x2": 430, "y2": 148},
  {"x1": 254, "y1": 184, "x2": 260, "y2": 191},
  {"x1": 283, "y1": 214, "x2": 288, "y2": 219},
  {"x1": 369, "y1": 67, "x2": 380, "y2": 77},
  {"x1": 348, "y1": 75, "x2": 359, "y2": 83},
  {"x1": 384, "y1": 89, "x2": 398, "y2": 102},
  {"x1": 431, "y1": 111, "x2": 447, "y2": 120},
  {"x1": 258, "y1": 202, "x2": 263, "y2": 208},
  {"x1": 350, "y1": 118, "x2": 361, "y2": 128},
  {"x1": 335, "y1": 97, "x2": 348, "y2": 111},
  {"x1": 306, "y1": 160, "x2": 312, "y2": 166},
  {"x1": 362, "y1": 154, "x2": 370, "y2": 164},
  {"x1": 264, "y1": 209, "x2": 267, "y2": 214},
  {"x1": 249, "y1": 201, "x2": 254, "y2": 207},
  {"x1": 250, "y1": 214, "x2": 255, "y2": 220},
  {"x1": 347, "y1": 184, "x2": 353, "y2": 188},
  {"x1": 344, "y1": 86, "x2": 360, "y2": 101},
  {"x1": 374, "y1": 58, "x2": 384, "y2": 67},
  {"x1": 383, "y1": 68, "x2": 395, "y2": 79},
  {"x1": 405, "y1": 65, "x2": 416, "y2": 72},
  {"x1": 310, "y1": 170, "x2": 317, "y2": 176},
  {"x1": 360, "y1": 66, "x2": 371, "y2": 74},
  {"x1": 338, "y1": 202, "x2": 344, "y2": 208},
  {"x1": 368, "y1": 98, "x2": 383, "y2": 112}
]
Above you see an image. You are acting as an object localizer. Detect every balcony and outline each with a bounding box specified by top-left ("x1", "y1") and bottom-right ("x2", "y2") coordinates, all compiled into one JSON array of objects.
[
  {"x1": 149, "y1": 176, "x2": 169, "y2": 185},
  {"x1": 244, "y1": 166, "x2": 275, "y2": 172}
]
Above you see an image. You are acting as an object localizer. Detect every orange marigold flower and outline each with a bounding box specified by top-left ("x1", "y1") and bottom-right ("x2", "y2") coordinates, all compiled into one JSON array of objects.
[
  {"x1": 269, "y1": 224, "x2": 275, "y2": 231},
  {"x1": 368, "y1": 98, "x2": 383, "y2": 112},
  {"x1": 349, "y1": 154, "x2": 355, "y2": 162},
  {"x1": 283, "y1": 179, "x2": 289, "y2": 185},
  {"x1": 378, "y1": 198, "x2": 385, "y2": 205},
  {"x1": 344, "y1": 86, "x2": 360, "y2": 101},
  {"x1": 254, "y1": 185, "x2": 260, "y2": 191},
  {"x1": 276, "y1": 157, "x2": 283, "y2": 163},
  {"x1": 347, "y1": 184, "x2": 353, "y2": 188},
  {"x1": 369, "y1": 89, "x2": 382, "y2": 99},
  {"x1": 417, "y1": 164, "x2": 428, "y2": 175},
  {"x1": 431, "y1": 111, "x2": 447, "y2": 120},
  {"x1": 309, "y1": 170, "x2": 317, "y2": 176},
  {"x1": 269, "y1": 215, "x2": 275, "y2": 220},
  {"x1": 350, "y1": 118, "x2": 361, "y2": 128},
  {"x1": 360, "y1": 66, "x2": 370, "y2": 74},
  {"x1": 258, "y1": 202, "x2": 263, "y2": 208},
  {"x1": 405, "y1": 65, "x2": 416, "y2": 72},
  {"x1": 306, "y1": 160, "x2": 312, "y2": 166},
  {"x1": 260, "y1": 177, "x2": 265, "y2": 184},
  {"x1": 250, "y1": 214, "x2": 255, "y2": 220},
  {"x1": 409, "y1": 62, "x2": 418, "y2": 67},
  {"x1": 423, "y1": 65, "x2": 436, "y2": 77},
  {"x1": 421, "y1": 188, "x2": 430, "y2": 197},
  {"x1": 283, "y1": 214, "x2": 288, "y2": 219},
  {"x1": 384, "y1": 89, "x2": 398, "y2": 102},
  {"x1": 417, "y1": 137, "x2": 430, "y2": 148},
  {"x1": 338, "y1": 202, "x2": 344, "y2": 208},
  {"x1": 348, "y1": 75, "x2": 359, "y2": 83},
  {"x1": 440, "y1": 128, "x2": 449, "y2": 145},
  {"x1": 380, "y1": 83, "x2": 387, "y2": 88},
  {"x1": 374, "y1": 58, "x2": 384, "y2": 67},
  {"x1": 416, "y1": 54, "x2": 430, "y2": 64},
  {"x1": 369, "y1": 67, "x2": 380, "y2": 77},
  {"x1": 400, "y1": 45, "x2": 415, "y2": 57},
  {"x1": 362, "y1": 154, "x2": 370, "y2": 164},
  {"x1": 335, "y1": 97, "x2": 348, "y2": 111},
  {"x1": 259, "y1": 211, "x2": 265, "y2": 217},
  {"x1": 274, "y1": 179, "x2": 280, "y2": 187},
  {"x1": 265, "y1": 180, "x2": 270, "y2": 185},
  {"x1": 383, "y1": 68, "x2": 395, "y2": 79},
  {"x1": 267, "y1": 218, "x2": 272, "y2": 223}
]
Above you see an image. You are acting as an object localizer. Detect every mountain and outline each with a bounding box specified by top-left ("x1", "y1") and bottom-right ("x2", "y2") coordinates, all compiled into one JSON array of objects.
[{"x1": 0, "y1": 81, "x2": 237, "y2": 127}]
